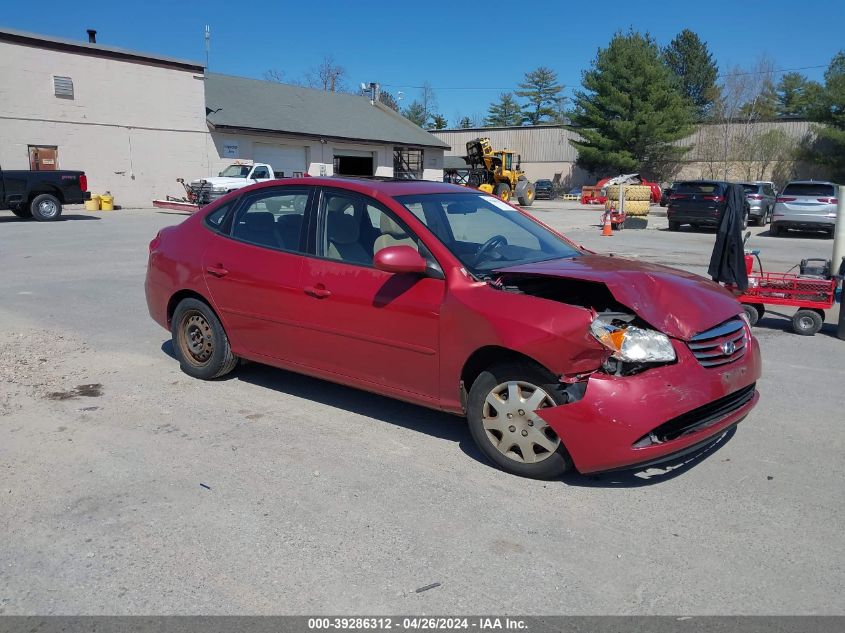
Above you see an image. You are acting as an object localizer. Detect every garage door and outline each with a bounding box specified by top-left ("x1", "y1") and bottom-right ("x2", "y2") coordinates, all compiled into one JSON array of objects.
[{"x1": 253, "y1": 143, "x2": 307, "y2": 178}]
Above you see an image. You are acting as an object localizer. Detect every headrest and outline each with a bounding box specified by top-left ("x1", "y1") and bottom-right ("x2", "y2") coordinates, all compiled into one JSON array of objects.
[
  {"x1": 244, "y1": 212, "x2": 275, "y2": 233},
  {"x1": 276, "y1": 213, "x2": 302, "y2": 229},
  {"x1": 327, "y1": 212, "x2": 359, "y2": 244},
  {"x1": 327, "y1": 197, "x2": 354, "y2": 214},
  {"x1": 380, "y1": 214, "x2": 407, "y2": 238}
]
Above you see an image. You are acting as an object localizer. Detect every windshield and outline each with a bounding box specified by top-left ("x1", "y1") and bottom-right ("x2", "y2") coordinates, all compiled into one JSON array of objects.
[
  {"x1": 536, "y1": 180, "x2": 552, "y2": 186},
  {"x1": 395, "y1": 192, "x2": 582, "y2": 273},
  {"x1": 219, "y1": 165, "x2": 251, "y2": 178}
]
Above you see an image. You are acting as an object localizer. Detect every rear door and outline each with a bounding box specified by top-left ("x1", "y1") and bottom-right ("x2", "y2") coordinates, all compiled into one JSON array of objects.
[
  {"x1": 777, "y1": 183, "x2": 837, "y2": 221},
  {"x1": 202, "y1": 185, "x2": 314, "y2": 361}
]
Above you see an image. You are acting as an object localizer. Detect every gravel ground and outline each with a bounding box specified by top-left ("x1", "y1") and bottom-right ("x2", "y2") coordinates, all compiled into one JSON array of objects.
[{"x1": 0, "y1": 204, "x2": 843, "y2": 615}]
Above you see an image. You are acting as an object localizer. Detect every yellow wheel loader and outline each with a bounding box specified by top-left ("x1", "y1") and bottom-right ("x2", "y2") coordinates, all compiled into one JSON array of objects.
[{"x1": 463, "y1": 138, "x2": 535, "y2": 206}]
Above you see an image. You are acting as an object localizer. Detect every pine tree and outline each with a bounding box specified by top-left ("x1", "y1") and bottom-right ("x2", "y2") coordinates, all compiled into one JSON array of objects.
[
  {"x1": 457, "y1": 116, "x2": 475, "y2": 129},
  {"x1": 776, "y1": 72, "x2": 824, "y2": 117},
  {"x1": 485, "y1": 93, "x2": 522, "y2": 127},
  {"x1": 662, "y1": 29, "x2": 719, "y2": 119},
  {"x1": 569, "y1": 31, "x2": 695, "y2": 179},
  {"x1": 516, "y1": 67, "x2": 563, "y2": 125},
  {"x1": 403, "y1": 101, "x2": 428, "y2": 127},
  {"x1": 431, "y1": 114, "x2": 448, "y2": 129},
  {"x1": 805, "y1": 51, "x2": 845, "y2": 181}
]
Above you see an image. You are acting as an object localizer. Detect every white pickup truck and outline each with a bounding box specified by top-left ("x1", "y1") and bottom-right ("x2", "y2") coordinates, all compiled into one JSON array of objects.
[{"x1": 188, "y1": 163, "x2": 276, "y2": 205}]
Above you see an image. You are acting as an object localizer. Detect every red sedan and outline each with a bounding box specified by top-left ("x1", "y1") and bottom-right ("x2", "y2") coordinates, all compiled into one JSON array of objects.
[{"x1": 145, "y1": 178, "x2": 761, "y2": 479}]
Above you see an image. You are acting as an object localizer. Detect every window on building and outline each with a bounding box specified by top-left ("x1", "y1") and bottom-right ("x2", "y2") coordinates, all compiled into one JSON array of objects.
[
  {"x1": 28, "y1": 146, "x2": 59, "y2": 171},
  {"x1": 53, "y1": 76, "x2": 74, "y2": 99},
  {"x1": 393, "y1": 148, "x2": 423, "y2": 180}
]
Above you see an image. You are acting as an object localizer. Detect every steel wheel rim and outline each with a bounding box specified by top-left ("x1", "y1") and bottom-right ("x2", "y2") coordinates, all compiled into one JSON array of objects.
[
  {"x1": 178, "y1": 310, "x2": 214, "y2": 365},
  {"x1": 481, "y1": 380, "x2": 560, "y2": 464},
  {"x1": 798, "y1": 315, "x2": 814, "y2": 330},
  {"x1": 39, "y1": 199, "x2": 58, "y2": 218}
]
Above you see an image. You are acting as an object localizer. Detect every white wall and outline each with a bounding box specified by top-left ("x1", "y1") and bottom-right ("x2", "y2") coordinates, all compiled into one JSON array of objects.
[{"x1": 0, "y1": 40, "x2": 208, "y2": 207}]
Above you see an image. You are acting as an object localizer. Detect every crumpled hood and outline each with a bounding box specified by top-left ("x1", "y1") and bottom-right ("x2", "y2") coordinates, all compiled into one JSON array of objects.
[
  {"x1": 498, "y1": 255, "x2": 742, "y2": 340},
  {"x1": 189, "y1": 176, "x2": 247, "y2": 188}
]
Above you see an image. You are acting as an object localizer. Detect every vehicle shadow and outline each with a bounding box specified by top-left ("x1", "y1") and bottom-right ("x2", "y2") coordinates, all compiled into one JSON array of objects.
[
  {"x1": 0, "y1": 214, "x2": 101, "y2": 223},
  {"x1": 159, "y1": 340, "x2": 738, "y2": 486},
  {"x1": 752, "y1": 312, "x2": 843, "y2": 339}
]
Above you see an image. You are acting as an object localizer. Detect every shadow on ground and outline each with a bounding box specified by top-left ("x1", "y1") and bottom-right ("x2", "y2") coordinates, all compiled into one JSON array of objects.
[
  {"x1": 160, "y1": 339, "x2": 737, "y2": 487},
  {"x1": 0, "y1": 214, "x2": 101, "y2": 223}
]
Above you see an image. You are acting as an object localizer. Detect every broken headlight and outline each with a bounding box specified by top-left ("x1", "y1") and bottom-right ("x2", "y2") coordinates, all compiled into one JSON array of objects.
[{"x1": 590, "y1": 315, "x2": 676, "y2": 363}]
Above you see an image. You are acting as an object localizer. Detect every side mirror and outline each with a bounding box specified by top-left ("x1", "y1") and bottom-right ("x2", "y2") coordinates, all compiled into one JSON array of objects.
[
  {"x1": 373, "y1": 246, "x2": 428, "y2": 275},
  {"x1": 218, "y1": 172, "x2": 224, "y2": 177}
]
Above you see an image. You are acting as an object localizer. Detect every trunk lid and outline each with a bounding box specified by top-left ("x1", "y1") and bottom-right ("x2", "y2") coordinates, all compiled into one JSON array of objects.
[{"x1": 497, "y1": 255, "x2": 741, "y2": 341}]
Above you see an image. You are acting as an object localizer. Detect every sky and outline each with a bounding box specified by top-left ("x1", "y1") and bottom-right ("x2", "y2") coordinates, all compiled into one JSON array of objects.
[{"x1": 4, "y1": 0, "x2": 844, "y2": 125}]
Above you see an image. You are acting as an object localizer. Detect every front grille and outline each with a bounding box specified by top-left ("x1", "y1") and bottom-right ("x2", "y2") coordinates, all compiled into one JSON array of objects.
[
  {"x1": 632, "y1": 383, "x2": 756, "y2": 447},
  {"x1": 687, "y1": 319, "x2": 747, "y2": 368},
  {"x1": 189, "y1": 182, "x2": 222, "y2": 206}
]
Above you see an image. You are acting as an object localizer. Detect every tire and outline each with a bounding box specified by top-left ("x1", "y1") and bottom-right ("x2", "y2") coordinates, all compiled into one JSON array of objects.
[
  {"x1": 517, "y1": 183, "x2": 535, "y2": 207},
  {"x1": 494, "y1": 183, "x2": 511, "y2": 202},
  {"x1": 769, "y1": 223, "x2": 780, "y2": 236},
  {"x1": 741, "y1": 213, "x2": 748, "y2": 230},
  {"x1": 30, "y1": 193, "x2": 62, "y2": 221},
  {"x1": 171, "y1": 298, "x2": 238, "y2": 379},
  {"x1": 605, "y1": 185, "x2": 651, "y2": 202},
  {"x1": 752, "y1": 213, "x2": 765, "y2": 227},
  {"x1": 742, "y1": 303, "x2": 761, "y2": 327},
  {"x1": 668, "y1": 220, "x2": 680, "y2": 231},
  {"x1": 10, "y1": 205, "x2": 33, "y2": 219},
  {"x1": 792, "y1": 309, "x2": 823, "y2": 336},
  {"x1": 467, "y1": 362, "x2": 573, "y2": 479}
]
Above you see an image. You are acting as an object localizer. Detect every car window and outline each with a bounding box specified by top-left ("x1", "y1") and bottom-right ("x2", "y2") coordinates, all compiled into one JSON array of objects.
[
  {"x1": 251, "y1": 166, "x2": 271, "y2": 179},
  {"x1": 395, "y1": 192, "x2": 581, "y2": 273},
  {"x1": 781, "y1": 183, "x2": 835, "y2": 197},
  {"x1": 319, "y1": 191, "x2": 418, "y2": 267},
  {"x1": 764, "y1": 185, "x2": 776, "y2": 197},
  {"x1": 230, "y1": 189, "x2": 310, "y2": 252},
  {"x1": 675, "y1": 182, "x2": 722, "y2": 194},
  {"x1": 741, "y1": 184, "x2": 758, "y2": 194},
  {"x1": 204, "y1": 203, "x2": 231, "y2": 231}
]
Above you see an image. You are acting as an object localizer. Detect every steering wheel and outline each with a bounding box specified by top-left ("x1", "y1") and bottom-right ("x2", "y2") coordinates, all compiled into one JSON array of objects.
[{"x1": 474, "y1": 234, "x2": 508, "y2": 264}]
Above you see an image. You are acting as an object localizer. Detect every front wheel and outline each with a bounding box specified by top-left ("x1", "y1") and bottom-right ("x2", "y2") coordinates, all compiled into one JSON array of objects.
[
  {"x1": 467, "y1": 362, "x2": 572, "y2": 479},
  {"x1": 30, "y1": 193, "x2": 62, "y2": 221},
  {"x1": 494, "y1": 183, "x2": 511, "y2": 202},
  {"x1": 171, "y1": 298, "x2": 238, "y2": 379},
  {"x1": 792, "y1": 309, "x2": 823, "y2": 336}
]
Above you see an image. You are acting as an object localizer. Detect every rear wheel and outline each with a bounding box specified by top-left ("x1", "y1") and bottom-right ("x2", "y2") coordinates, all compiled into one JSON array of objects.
[
  {"x1": 770, "y1": 223, "x2": 781, "y2": 237},
  {"x1": 30, "y1": 193, "x2": 62, "y2": 221},
  {"x1": 494, "y1": 183, "x2": 511, "y2": 202},
  {"x1": 517, "y1": 183, "x2": 535, "y2": 207},
  {"x1": 467, "y1": 362, "x2": 572, "y2": 479},
  {"x1": 792, "y1": 309, "x2": 823, "y2": 336},
  {"x1": 668, "y1": 221, "x2": 680, "y2": 231},
  {"x1": 171, "y1": 298, "x2": 238, "y2": 379},
  {"x1": 742, "y1": 303, "x2": 762, "y2": 326}
]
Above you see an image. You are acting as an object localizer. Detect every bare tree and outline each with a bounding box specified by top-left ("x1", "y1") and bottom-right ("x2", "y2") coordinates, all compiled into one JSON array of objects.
[
  {"x1": 264, "y1": 68, "x2": 286, "y2": 83},
  {"x1": 303, "y1": 56, "x2": 347, "y2": 92},
  {"x1": 419, "y1": 81, "x2": 438, "y2": 124}
]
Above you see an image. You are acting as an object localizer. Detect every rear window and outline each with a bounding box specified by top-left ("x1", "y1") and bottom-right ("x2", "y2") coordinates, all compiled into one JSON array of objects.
[
  {"x1": 741, "y1": 184, "x2": 759, "y2": 194},
  {"x1": 781, "y1": 183, "x2": 835, "y2": 197},
  {"x1": 674, "y1": 182, "x2": 723, "y2": 195}
]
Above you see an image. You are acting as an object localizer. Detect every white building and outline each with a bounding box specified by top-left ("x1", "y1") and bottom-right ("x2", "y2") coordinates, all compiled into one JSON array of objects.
[{"x1": 0, "y1": 28, "x2": 448, "y2": 208}]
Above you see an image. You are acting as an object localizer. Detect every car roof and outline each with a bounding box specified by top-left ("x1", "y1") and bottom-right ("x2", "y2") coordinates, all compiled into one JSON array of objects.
[
  {"x1": 250, "y1": 177, "x2": 475, "y2": 197},
  {"x1": 783, "y1": 180, "x2": 838, "y2": 186}
]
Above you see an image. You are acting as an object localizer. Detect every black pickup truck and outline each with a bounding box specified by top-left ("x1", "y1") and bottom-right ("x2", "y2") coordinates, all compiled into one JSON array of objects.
[{"x1": 0, "y1": 167, "x2": 90, "y2": 221}]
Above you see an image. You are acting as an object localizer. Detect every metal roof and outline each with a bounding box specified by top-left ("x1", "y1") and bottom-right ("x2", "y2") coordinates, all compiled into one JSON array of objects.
[
  {"x1": 204, "y1": 73, "x2": 449, "y2": 149},
  {"x1": 0, "y1": 27, "x2": 204, "y2": 72}
]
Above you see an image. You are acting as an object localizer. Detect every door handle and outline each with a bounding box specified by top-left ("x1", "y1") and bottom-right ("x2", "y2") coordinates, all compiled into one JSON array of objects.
[
  {"x1": 304, "y1": 285, "x2": 332, "y2": 299},
  {"x1": 206, "y1": 265, "x2": 229, "y2": 278}
]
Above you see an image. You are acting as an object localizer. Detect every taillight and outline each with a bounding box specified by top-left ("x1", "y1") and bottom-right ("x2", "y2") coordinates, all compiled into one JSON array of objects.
[
  {"x1": 702, "y1": 195, "x2": 724, "y2": 202},
  {"x1": 747, "y1": 194, "x2": 763, "y2": 200},
  {"x1": 669, "y1": 194, "x2": 686, "y2": 200},
  {"x1": 817, "y1": 197, "x2": 838, "y2": 204},
  {"x1": 777, "y1": 197, "x2": 796, "y2": 202},
  {"x1": 79, "y1": 173, "x2": 88, "y2": 192}
]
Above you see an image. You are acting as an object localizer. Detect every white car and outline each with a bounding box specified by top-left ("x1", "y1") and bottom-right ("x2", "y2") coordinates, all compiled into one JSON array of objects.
[{"x1": 189, "y1": 163, "x2": 275, "y2": 205}]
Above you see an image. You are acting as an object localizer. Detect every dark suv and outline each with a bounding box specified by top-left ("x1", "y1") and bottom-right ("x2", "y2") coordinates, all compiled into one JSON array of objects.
[
  {"x1": 534, "y1": 179, "x2": 555, "y2": 200},
  {"x1": 667, "y1": 181, "x2": 748, "y2": 231}
]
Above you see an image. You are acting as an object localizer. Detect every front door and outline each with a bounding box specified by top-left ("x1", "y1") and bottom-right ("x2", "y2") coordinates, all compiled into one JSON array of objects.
[
  {"x1": 297, "y1": 188, "x2": 444, "y2": 401},
  {"x1": 202, "y1": 186, "x2": 313, "y2": 361}
]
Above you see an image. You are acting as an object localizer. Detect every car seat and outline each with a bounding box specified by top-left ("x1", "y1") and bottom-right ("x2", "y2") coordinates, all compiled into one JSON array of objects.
[
  {"x1": 374, "y1": 214, "x2": 416, "y2": 253},
  {"x1": 238, "y1": 211, "x2": 280, "y2": 248},
  {"x1": 327, "y1": 211, "x2": 370, "y2": 265}
]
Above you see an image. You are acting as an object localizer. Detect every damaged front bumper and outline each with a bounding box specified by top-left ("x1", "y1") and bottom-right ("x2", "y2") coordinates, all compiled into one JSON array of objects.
[{"x1": 537, "y1": 336, "x2": 762, "y2": 473}]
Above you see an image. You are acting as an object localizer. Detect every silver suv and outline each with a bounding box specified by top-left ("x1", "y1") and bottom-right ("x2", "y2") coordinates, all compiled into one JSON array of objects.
[
  {"x1": 740, "y1": 182, "x2": 777, "y2": 226},
  {"x1": 771, "y1": 181, "x2": 839, "y2": 237}
]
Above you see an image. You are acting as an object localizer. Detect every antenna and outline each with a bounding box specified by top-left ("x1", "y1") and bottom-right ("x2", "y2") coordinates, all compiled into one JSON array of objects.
[{"x1": 204, "y1": 25, "x2": 211, "y2": 70}]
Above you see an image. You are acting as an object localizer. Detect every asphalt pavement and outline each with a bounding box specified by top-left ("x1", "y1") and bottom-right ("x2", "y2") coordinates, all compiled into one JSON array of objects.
[{"x1": 0, "y1": 204, "x2": 842, "y2": 615}]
